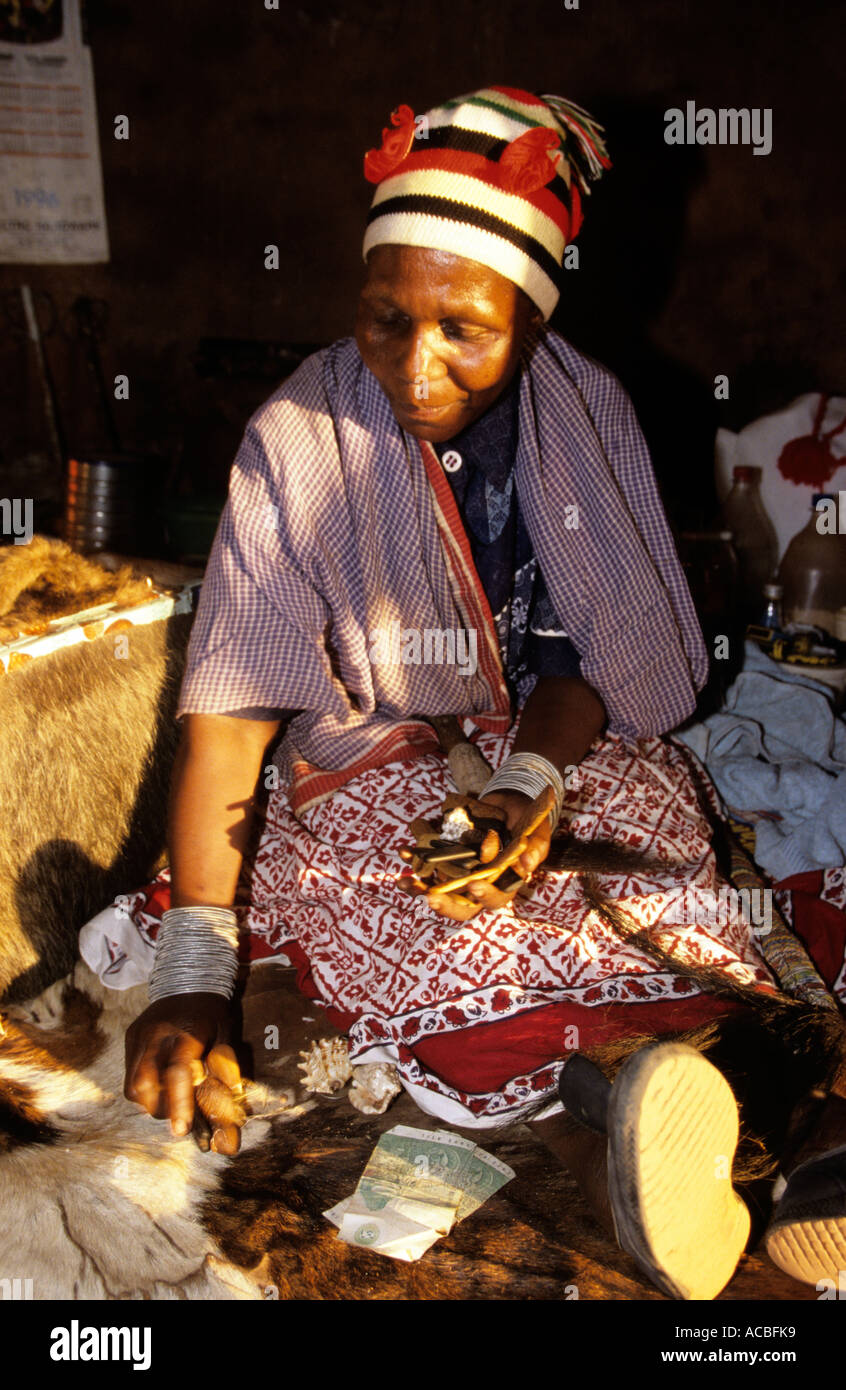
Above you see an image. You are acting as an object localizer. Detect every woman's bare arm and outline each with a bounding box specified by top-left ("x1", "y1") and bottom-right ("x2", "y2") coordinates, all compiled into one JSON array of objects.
[
  {"x1": 168, "y1": 712, "x2": 282, "y2": 907},
  {"x1": 510, "y1": 674, "x2": 607, "y2": 776},
  {"x1": 124, "y1": 712, "x2": 281, "y2": 1141}
]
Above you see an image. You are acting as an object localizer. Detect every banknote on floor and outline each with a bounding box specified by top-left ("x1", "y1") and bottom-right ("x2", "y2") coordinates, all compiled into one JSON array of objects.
[{"x1": 324, "y1": 1125, "x2": 515, "y2": 1261}]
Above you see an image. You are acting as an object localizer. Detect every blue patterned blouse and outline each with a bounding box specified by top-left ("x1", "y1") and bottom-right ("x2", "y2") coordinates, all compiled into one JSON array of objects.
[{"x1": 432, "y1": 369, "x2": 582, "y2": 701}]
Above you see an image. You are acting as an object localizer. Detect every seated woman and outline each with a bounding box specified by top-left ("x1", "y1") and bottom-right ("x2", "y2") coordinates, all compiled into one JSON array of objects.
[{"x1": 122, "y1": 87, "x2": 846, "y2": 1300}]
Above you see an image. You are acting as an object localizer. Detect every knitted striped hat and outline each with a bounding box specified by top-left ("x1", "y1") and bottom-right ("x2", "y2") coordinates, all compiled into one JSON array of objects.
[{"x1": 362, "y1": 86, "x2": 611, "y2": 321}]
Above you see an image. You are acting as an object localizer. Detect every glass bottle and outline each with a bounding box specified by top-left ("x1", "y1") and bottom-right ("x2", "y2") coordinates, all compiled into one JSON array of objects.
[
  {"x1": 677, "y1": 530, "x2": 739, "y2": 626},
  {"x1": 778, "y1": 493, "x2": 846, "y2": 633},
  {"x1": 721, "y1": 466, "x2": 778, "y2": 621}
]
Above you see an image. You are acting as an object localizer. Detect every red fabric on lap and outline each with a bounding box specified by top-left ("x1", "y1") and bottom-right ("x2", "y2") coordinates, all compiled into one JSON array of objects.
[
  {"x1": 399, "y1": 994, "x2": 748, "y2": 1095},
  {"x1": 279, "y1": 933, "x2": 751, "y2": 1098},
  {"x1": 284, "y1": 929, "x2": 750, "y2": 1096},
  {"x1": 775, "y1": 870, "x2": 846, "y2": 1001},
  {"x1": 281, "y1": 941, "x2": 358, "y2": 1035}
]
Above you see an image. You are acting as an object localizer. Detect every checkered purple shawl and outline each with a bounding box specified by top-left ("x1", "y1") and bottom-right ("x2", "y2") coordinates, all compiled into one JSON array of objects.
[{"x1": 178, "y1": 330, "x2": 706, "y2": 778}]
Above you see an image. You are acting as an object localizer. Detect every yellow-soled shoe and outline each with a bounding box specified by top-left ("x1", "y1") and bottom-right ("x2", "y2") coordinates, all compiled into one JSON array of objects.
[
  {"x1": 606, "y1": 1042, "x2": 751, "y2": 1300},
  {"x1": 765, "y1": 1146, "x2": 846, "y2": 1287}
]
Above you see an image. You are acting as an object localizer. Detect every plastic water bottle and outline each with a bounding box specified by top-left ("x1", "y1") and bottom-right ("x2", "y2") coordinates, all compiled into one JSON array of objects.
[{"x1": 778, "y1": 494, "x2": 846, "y2": 633}]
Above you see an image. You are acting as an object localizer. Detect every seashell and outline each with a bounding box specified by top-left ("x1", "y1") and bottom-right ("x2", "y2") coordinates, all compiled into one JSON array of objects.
[
  {"x1": 297, "y1": 1037, "x2": 353, "y2": 1095},
  {"x1": 348, "y1": 1062, "x2": 402, "y2": 1115}
]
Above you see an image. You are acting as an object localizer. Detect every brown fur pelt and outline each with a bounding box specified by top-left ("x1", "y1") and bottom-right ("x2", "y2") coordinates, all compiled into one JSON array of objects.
[
  {"x1": 0, "y1": 610, "x2": 192, "y2": 1002},
  {"x1": 0, "y1": 535, "x2": 154, "y2": 642},
  {"x1": 0, "y1": 961, "x2": 816, "y2": 1301}
]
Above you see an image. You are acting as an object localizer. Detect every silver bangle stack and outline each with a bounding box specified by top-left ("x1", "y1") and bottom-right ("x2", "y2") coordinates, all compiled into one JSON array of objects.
[
  {"x1": 479, "y1": 752, "x2": 565, "y2": 830},
  {"x1": 148, "y1": 906, "x2": 240, "y2": 1003}
]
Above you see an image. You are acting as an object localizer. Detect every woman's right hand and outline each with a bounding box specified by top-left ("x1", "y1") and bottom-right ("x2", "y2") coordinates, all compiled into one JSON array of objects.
[{"x1": 124, "y1": 993, "x2": 245, "y2": 1154}]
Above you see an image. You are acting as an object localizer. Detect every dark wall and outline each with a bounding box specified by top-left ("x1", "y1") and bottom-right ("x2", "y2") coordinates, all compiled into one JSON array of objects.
[{"x1": 1, "y1": 0, "x2": 843, "y2": 531}]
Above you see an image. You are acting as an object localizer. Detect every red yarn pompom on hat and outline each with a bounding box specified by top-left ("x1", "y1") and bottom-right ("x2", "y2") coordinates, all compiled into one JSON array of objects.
[
  {"x1": 777, "y1": 394, "x2": 846, "y2": 488},
  {"x1": 497, "y1": 126, "x2": 562, "y2": 194},
  {"x1": 568, "y1": 181, "x2": 583, "y2": 239},
  {"x1": 364, "y1": 104, "x2": 417, "y2": 184}
]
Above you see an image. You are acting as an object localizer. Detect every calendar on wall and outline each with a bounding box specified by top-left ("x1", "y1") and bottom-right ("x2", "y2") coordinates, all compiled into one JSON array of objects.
[{"x1": 0, "y1": 0, "x2": 109, "y2": 263}]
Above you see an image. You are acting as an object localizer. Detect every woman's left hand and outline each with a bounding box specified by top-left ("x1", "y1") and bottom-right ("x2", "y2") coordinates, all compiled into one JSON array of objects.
[{"x1": 475, "y1": 788, "x2": 554, "y2": 878}]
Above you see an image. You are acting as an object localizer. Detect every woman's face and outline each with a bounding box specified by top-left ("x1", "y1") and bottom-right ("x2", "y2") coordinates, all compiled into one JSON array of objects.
[{"x1": 355, "y1": 244, "x2": 540, "y2": 443}]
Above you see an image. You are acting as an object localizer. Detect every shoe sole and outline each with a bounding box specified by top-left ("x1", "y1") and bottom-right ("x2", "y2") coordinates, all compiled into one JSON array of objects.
[
  {"x1": 766, "y1": 1215, "x2": 846, "y2": 1287},
  {"x1": 606, "y1": 1043, "x2": 750, "y2": 1300}
]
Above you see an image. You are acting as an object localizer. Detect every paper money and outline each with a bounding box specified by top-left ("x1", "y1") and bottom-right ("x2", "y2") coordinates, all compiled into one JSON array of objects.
[
  {"x1": 323, "y1": 1196, "x2": 352, "y2": 1229},
  {"x1": 451, "y1": 1142, "x2": 515, "y2": 1222},
  {"x1": 323, "y1": 1125, "x2": 514, "y2": 1261},
  {"x1": 337, "y1": 1208, "x2": 441, "y2": 1262},
  {"x1": 358, "y1": 1124, "x2": 471, "y2": 1234}
]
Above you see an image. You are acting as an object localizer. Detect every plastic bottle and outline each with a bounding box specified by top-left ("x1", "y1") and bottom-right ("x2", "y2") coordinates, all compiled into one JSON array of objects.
[
  {"x1": 777, "y1": 493, "x2": 846, "y2": 633},
  {"x1": 721, "y1": 466, "x2": 778, "y2": 619}
]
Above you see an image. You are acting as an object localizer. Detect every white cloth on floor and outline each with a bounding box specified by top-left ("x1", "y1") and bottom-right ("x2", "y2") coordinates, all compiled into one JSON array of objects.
[{"x1": 79, "y1": 903, "x2": 157, "y2": 990}]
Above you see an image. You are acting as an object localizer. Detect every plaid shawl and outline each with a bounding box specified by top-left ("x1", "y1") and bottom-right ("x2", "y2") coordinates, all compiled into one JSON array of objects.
[{"x1": 178, "y1": 330, "x2": 706, "y2": 808}]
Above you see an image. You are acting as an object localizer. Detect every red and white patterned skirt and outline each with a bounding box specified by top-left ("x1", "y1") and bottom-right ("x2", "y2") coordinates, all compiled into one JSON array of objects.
[{"x1": 84, "y1": 728, "x2": 775, "y2": 1127}]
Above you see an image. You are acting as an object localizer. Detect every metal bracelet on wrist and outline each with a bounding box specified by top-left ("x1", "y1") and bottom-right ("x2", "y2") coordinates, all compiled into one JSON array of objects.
[
  {"x1": 148, "y1": 906, "x2": 240, "y2": 1003},
  {"x1": 479, "y1": 752, "x2": 565, "y2": 830}
]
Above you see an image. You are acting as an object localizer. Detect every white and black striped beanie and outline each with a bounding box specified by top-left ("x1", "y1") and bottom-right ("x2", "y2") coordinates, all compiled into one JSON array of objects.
[{"x1": 362, "y1": 85, "x2": 611, "y2": 321}]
